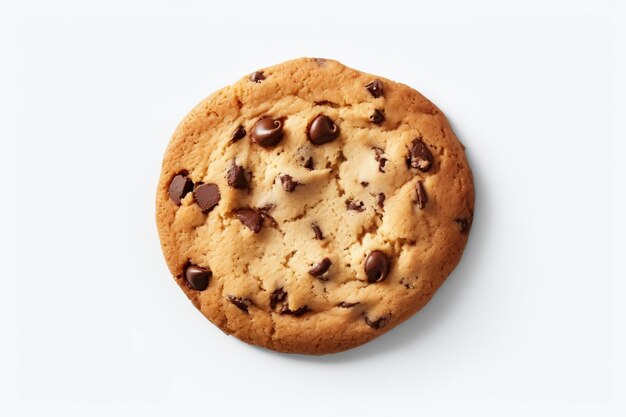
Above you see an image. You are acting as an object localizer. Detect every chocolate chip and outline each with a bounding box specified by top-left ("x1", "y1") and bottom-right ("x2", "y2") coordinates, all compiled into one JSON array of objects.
[
  {"x1": 455, "y1": 217, "x2": 472, "y2": 234},
  {"x1": 194, "y1": 183, "x2": 221, "y2": 212},
  {"x1": 309, "y1": 257, "x2": 331, "y2": 278},
  {"x1": 373, "y1": 147, "x2": 387, "y2": 173},
  {"x1": 304, "y1": 157, "x2": 314, "y2": 170},
  {"x1": 184, "y1": 264, "x2": 211, "y2": 291},
  {"x1": 360, "y1": 181, "x2": 369, "y2": 187},
  {"x1": 313, "y1": 58, "x2": 326, "y2": 66},
  {"x1": 415, "y1": 181, "x2": 428, "y2": 209},
  {"x1": 235, "y1": 208, "x2": 264, "y2": 233},
  {"x1": 408, "y1": 139, "x2": 434, "y2": 172},
  {"x1": 364, "y1": 250, "x2": 390, "y2": 283},
  {"x1": 346, "y1": 199, "x2": 365, "y2": 212},
  {"x1": 168, "y1": 173, "x2": 194, "y2": 205},
  {"x1": 370, "y1": 109, "x2": 385, "y2": 124},
  {"x1": 269, "y1": 288, "x2": 287, "y2": 310},
  {"x1": 308, "y1": 114, "x2": 340, "y2": 145},
  {"x1": 280, "y1": 305, "x2": 310, "y2": 317},
  {"x1": 249, "y1": 71, "x2": 265, "y2": 83},
  {"x1": 259, "y1": 205, "x2": 278, "y2": 228},
  {"x1": 365, "y1": 79, "x2": 383, "y2": 98},
  {"x1": 226, "y1": 161, "x2": 248, "y2": 189},
  {"x1": 338, "y1": 302, "x2": 359, "y2": 308},
  {"x1": 251, "y1": 117, "x2": 284, "y2": 147},
  {"x1": 279, "y1": 174, "x2": 299, "y2": 192},
  {"x1": 377, "y1": 193, "x2": 386, "y2": 208},
  {"x1": 227, "y1": 295, "x2": 252, "y2": 312},
  {"x1": 365, "y1": 315, "x2": 389, "y2": 329},
  {"x1": 270, "y1": 287, "x2": 309, "y2": 316},
  {"x1": 260, "y1": 212, "x2": 278, "y2": 229},
  {"x1": 231, "y1": 125, "x2": 246, "y2": 142},
  {"x1": 312, "y1": 223, "x2": 324, "y2": 240}
]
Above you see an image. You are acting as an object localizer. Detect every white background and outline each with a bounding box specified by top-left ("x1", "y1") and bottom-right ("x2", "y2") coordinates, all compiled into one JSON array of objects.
[{"x1": 1, "y1": 0, "x2": 625, "y2": 416}]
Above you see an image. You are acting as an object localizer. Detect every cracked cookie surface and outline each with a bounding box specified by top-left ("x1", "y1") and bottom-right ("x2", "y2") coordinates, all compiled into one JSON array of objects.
[{"x1": 156, "y1": 58, "x2": 474, "y2": 354}]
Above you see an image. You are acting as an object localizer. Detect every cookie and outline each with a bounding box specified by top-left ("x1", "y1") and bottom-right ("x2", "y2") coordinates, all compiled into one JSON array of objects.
[{"x1": 156, "y1": 58, "x2": 474, "y2": 354}]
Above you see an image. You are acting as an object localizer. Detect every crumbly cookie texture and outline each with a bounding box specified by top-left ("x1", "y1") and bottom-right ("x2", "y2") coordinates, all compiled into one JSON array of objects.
[{"x1": 156, "y1": 58, "x2": 474, "y2": 354}]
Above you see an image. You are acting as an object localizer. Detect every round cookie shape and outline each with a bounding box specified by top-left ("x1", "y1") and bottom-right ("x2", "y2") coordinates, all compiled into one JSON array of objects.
[{"x1": 156, "y1": 58, "x2": 475, "y2": 355}]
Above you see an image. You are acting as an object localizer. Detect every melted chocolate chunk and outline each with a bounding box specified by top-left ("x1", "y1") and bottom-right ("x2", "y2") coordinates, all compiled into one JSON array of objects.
[
  {"x1": 235, "y1": 208, "x2": 264, "y2": 233},
  {"x1": 168, "y1": 173, "x2": 194, "y2": 205},
  {"x1": 373, "y1": 147, "x2": 387, "y2": 173},
  {"x1": 280, "y1": 305, "x2": 310, "y2": 317},
  {"x1": 415, "y1": 181, "x2": 428, "y2": 209},
  {"x1": 455, "y1": 217, "x2": 472, "y2": 234},
  {"x1": 304, "y1": 156, "x2": 314, "y2": 170},
  {"x1": 309, "y1": 257, "x2": 331, "y2": 278},
  {"x1": 346, "y1": 199, "x2": 365, "y2": 212},
  {"x1": 184, "y1": 264, "x2": 211, "y2": 291},
  {"x1": 258, "y1": 205, "x2": 279, "y2": 229},
  {"x1": 377, "y1": 193, "x2": 386, "y2": 208},
  {"x1": 227, "y1": 295, "x2": 252, "y2": 312},
  {"x1": 364, "y1": 250, "x2": 390, "y2": 283},
  {"x1": 365, "y1": 79, "x2": 383, "y2": 98},
  {"x1": 279, "y1": 174, "x2": 299, "y2": 192},
  {"x1": 231, "y1": 125, "x2": 246, "y2": 142},
  {"x1": 312, "y1": 223, "x2": 324, "y2": 240},
  {"x1": 251, "y1": 117, "x2": 284, "y2": 147},
  {"x1": 360, "y1": 181, "x2": 369, "y2": 188},
  {"x1": 269, "y1": 288, "x2": 287, "y2": 310},
  {"x1": 249, "y1": 71, "x2": 265, "y2": 83},
  {"x1": 407, "y1": 139, "x2": 434, "y2": 172},
  {"x1": 365, "y1": 315, "x2": 389, "y2": 329},
  {"x1": 370, "y1": 109, "x2": 385, "y2": 124},
  {"x1": 193, "y1": 183, "x2": 221, "y2": 213},
  {"x1": 260, "y1": 212, "x2": 278, "y2": 229},
  {"x1": 308, "y1": 114, "x2": 340, "y2": 145},
  {"x1": 226, "y1": 161, "x2": 248, "y2": 189},
  {"x1": 338, "y1": 302, "x2": 359, "y2": 309}
]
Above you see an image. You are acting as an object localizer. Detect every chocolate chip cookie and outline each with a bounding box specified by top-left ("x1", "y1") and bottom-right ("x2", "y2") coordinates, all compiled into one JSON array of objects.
[{"x1": 156, "y1": 58, "x2": 474, "y2": 354}]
